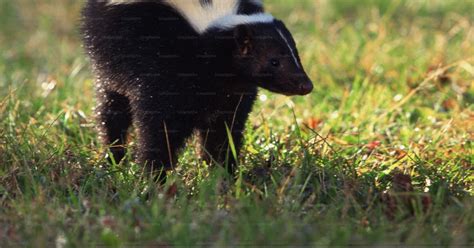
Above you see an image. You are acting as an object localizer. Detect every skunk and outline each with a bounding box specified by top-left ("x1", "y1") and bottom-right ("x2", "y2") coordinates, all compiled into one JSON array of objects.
[{"x1": 82, "y1": 0, "x2": 313, "y2": 181}]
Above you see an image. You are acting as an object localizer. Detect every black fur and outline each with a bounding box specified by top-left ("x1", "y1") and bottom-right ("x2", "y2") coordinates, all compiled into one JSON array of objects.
[
  {"x1": 82, "y1": 0, "x2": 312, "y2": 181},
  {"x1": 239, "y1": 0, "x2": 264, "y2": 14}
]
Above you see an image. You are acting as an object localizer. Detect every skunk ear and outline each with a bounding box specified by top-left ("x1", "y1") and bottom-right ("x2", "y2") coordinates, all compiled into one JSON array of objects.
[{"x1": 234, "y1": 25, "x2": 253, "y2": 55}]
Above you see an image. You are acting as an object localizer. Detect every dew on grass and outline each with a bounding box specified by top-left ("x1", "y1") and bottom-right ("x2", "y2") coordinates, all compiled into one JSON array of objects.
[{"x1": 393, "y1": 94, "x2": 403, "y2": 102}]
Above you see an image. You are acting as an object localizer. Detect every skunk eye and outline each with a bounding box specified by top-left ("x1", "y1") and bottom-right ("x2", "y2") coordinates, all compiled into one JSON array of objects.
[{"x1": 270, "y1": 59, "x2": 280, "y2": 67}]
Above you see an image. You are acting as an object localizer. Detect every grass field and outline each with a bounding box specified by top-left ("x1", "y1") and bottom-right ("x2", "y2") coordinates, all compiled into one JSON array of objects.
[{"x1": 0, "y1": 0, "x2": 473, "y2": 246}]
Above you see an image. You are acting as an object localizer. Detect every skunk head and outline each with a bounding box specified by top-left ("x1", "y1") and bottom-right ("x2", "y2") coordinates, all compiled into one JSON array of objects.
[{"x1": 230, "y1": 20, "x2": 313, "y2": 96}]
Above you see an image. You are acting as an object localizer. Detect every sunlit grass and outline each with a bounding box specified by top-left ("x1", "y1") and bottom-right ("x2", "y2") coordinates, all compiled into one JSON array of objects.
[{"x1": 0, "y1": 0, "x2": 473, "y2": 246}]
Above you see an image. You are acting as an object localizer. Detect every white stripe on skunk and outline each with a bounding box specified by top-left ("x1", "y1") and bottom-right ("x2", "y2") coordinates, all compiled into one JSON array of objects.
[
  {"x1": 276, "y1": 28, "x2": 302, "y2": 69},
  {"x1": 106, "y1": 0, "x2": 271, "y2": 34}
]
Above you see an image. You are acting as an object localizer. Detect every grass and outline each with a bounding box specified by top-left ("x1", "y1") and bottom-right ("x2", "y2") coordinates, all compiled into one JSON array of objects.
[{"x1": 1, "y1": 0, "x2": 473, "y2": 246}]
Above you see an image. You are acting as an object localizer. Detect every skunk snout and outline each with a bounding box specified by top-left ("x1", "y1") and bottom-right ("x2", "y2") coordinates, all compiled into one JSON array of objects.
[
  {"x1": 297, "y1": 80, "x2": 313, "y2": 95},
  {"x1": 292, "y1": 73, "x2": 313, "y2": 95}
]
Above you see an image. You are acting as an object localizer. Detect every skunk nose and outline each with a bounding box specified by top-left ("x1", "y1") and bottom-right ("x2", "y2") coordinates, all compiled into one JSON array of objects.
[{"x1": 298, "y1": 81, "x2": 313, "y2": 95}]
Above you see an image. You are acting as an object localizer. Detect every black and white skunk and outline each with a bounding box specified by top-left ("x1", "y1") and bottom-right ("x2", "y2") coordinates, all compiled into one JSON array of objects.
[{"x1": 82, "y1": 0, "x2": 313, "y2": 181}]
